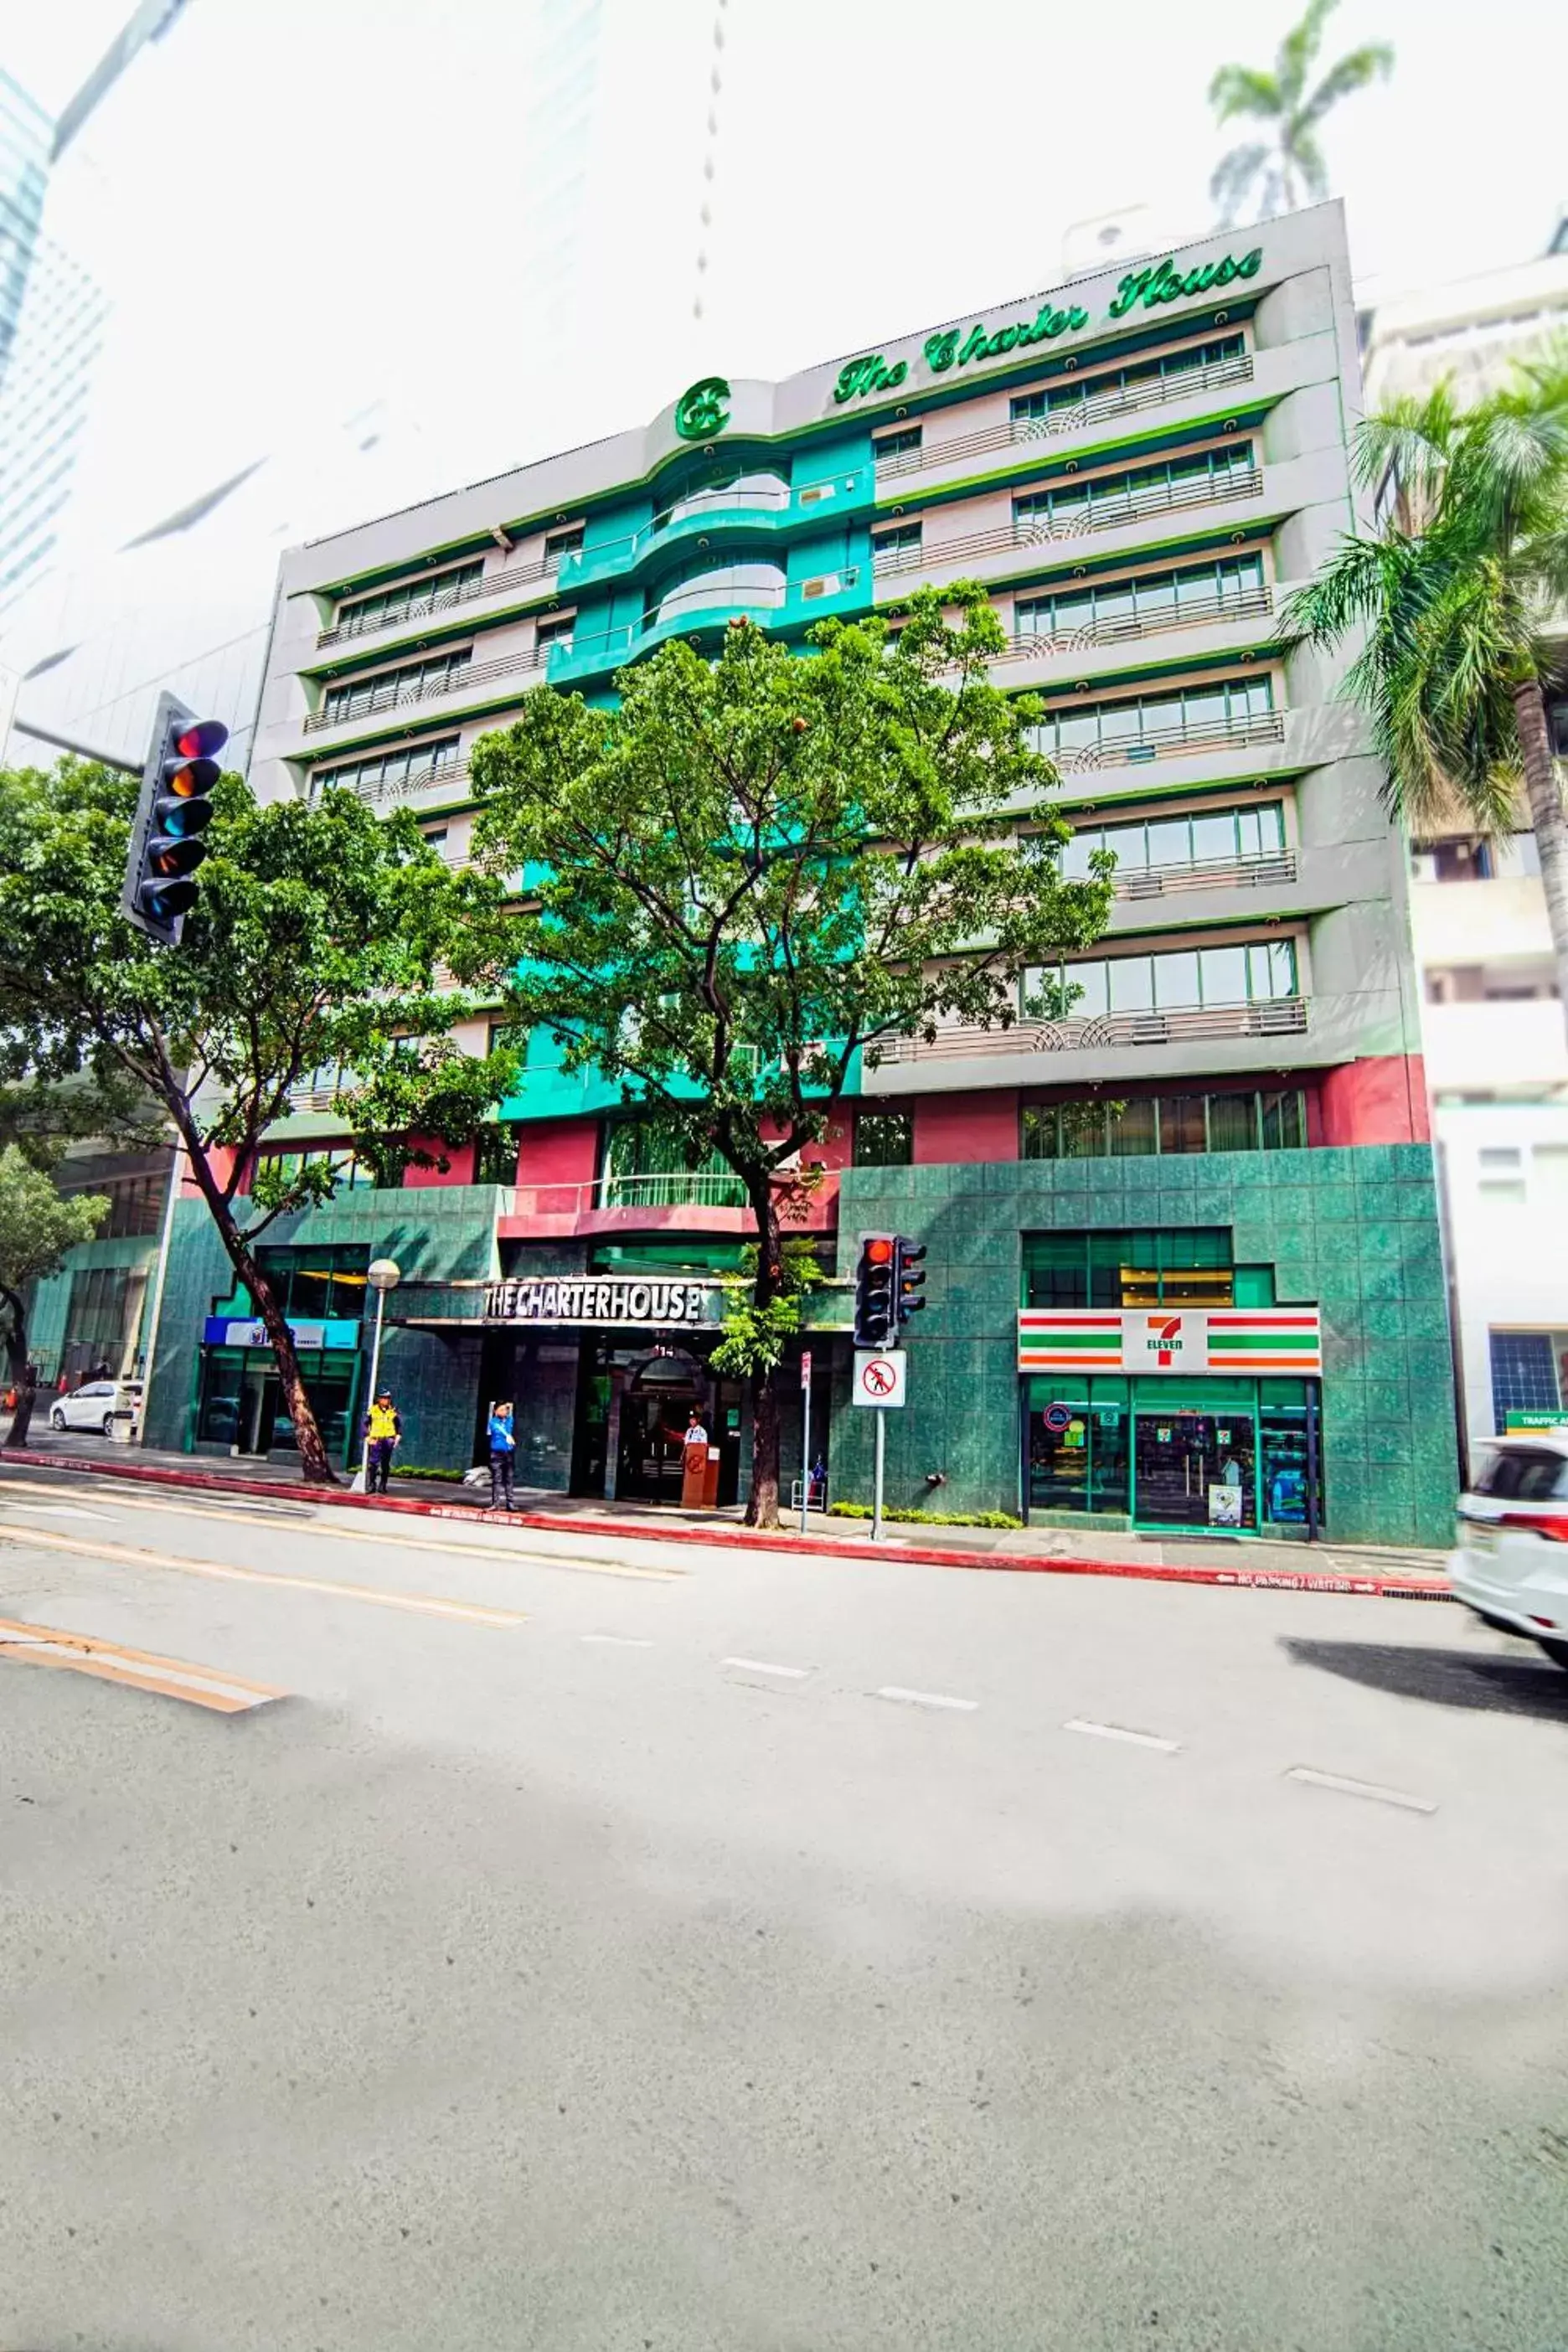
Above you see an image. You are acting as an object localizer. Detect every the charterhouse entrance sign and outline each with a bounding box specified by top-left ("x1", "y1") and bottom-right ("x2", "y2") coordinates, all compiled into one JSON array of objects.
[{"x1": 483, "y1": 1277, "x2": 725, "y2": 1328}]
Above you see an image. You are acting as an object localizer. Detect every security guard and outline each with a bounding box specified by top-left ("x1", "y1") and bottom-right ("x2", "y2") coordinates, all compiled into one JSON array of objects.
[{"x1": 362, "y1": 1390, "x2": 402, "y2": 1495}]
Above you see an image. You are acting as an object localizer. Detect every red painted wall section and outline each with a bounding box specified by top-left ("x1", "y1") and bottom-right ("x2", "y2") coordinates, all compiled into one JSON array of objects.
[
  {"x1": 911, "y1": 1091, "x2": 1020, "y2": 1164},
  {"x1": 186, "y1": 1145, "x2": 240, "y2": 1197},
  {"x1": 759, "y1": 1112, "x2": 853, "y2": 1174},
  {"x1": 515, "y1": 1118, "x2": 599, "y2": 1203},
  {"x1": 402, "y1": 1137, "x2": 477, "y2": 1188},
  {"x1": 1319, "y1": 1056, "x2": 1431, "y2": 1146}
]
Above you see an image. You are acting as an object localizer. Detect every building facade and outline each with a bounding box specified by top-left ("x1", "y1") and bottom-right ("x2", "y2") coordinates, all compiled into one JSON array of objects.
[{"x1": 165, "y1": 200, "x2": 1454, "y2": 1545}]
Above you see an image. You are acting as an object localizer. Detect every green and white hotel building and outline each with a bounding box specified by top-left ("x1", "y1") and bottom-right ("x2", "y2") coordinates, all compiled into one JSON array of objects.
[{"x1": 143, "y1": 199, "x2": 1457, "y2": 1545}]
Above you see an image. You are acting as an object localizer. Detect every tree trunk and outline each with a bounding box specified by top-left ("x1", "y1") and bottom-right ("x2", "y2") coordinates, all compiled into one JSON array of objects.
[
  {"x1": 1514, "y1": 682, "x2": 1568, "y2": 1046},
  {"x1": 182, "y1": 1140, "x2": 338, "y2": 1485},
  {"x1": 1, "y1": 1288, "x2": 38, "y2": 1449},
  {"x1": 743, "y1": 1188, "x2": 784, "y2": 1529}
]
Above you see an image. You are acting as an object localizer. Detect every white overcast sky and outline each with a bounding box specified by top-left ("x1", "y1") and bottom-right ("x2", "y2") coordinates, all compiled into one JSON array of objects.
[{"x1": 3, "y1": 0, "x2": 1563, "y2": 548}]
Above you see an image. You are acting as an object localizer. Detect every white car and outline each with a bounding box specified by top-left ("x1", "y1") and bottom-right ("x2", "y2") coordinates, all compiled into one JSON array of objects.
[
  {"x1": 1448, "y1": 1431, "x2": 1568, "y2": 1669},
  {"x1": 48, "y1": 1379, "x2": 143, "y2": 1438}
]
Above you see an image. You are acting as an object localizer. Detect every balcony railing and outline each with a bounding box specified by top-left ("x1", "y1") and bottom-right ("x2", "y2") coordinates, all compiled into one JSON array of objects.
[
  {"x1": 873, "y1": 996, "x2": 1308, "y2": 1065},
  {"x1": 874, "y1": 353, "x2": 1255, "y2": 482},
  {"x1": 873, "y1": 467, "x2": 1264, "y2": 579},
  {"x1": 994, "y1": 580, "x2": 1271, "y2": 663},
  {"x1": 1111, "y1": 848, "x2": 1297, "y2": 898},
  {"x1": 1047, "y1": 708, "x2": 1285, "y2": 771},
  {"x1": 560, "y1": 565, "x2": 861, "y2": 673},
  {"x1": 303, "y1": 643, "x2": 548, "y2": 735},
  {"x1": 600, "y1": 1169, "x2": 750, "y2": 1209},
  {"x1": 308, "y1": 755, "x2": 472, "y2": 809},
  {"x1": 559, "y1": 477, "x2": 845, "y2": 585},
  {"x1": 317, "y1": 554, "x2": 565, "y2": 648}
]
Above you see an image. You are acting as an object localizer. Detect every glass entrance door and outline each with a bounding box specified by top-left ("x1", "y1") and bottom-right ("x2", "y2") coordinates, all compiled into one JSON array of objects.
[{"x1": 1133, "y1": 1411, "x2": 1256, "y2": 1529}]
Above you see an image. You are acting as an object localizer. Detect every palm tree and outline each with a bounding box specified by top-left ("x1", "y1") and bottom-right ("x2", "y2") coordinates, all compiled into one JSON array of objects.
[
  {"x1": 1210, "y1": 0, "x2": 1393, "y2": 226},
  {"x1": 1280, "y1": 357, "x2": 1568, "y2": 1038}
]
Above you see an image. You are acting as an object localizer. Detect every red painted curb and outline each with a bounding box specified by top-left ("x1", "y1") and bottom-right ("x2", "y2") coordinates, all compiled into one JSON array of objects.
[{"x1": 0, "y1": 1445, "x2": 1452, "y2": 1602}]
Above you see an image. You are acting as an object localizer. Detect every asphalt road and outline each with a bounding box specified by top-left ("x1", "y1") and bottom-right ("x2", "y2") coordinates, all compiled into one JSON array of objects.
[{"x1": 3, "y1": 1460, "x2": 1567, "y2": 2352}]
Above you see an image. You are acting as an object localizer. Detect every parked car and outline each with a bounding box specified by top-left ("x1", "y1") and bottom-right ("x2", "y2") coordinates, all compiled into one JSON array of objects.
[
  {"x1": 1448, "y1": 1432, "x2": 1568, "y2": 1668},
  {"x1": 48, "y1": 1379, "x2": 143, "y2": 1438}
]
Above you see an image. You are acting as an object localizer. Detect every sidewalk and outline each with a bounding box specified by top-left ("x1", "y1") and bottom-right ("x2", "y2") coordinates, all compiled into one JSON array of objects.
[{"x1": 1, "y1": 1426, "x2": 1453, "y2": 1600}]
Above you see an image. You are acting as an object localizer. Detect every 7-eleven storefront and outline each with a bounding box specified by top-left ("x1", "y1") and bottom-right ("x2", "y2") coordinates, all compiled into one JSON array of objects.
[{"x1": 1019, "y1": 1307, "x2": 1324, "y2": 1536}]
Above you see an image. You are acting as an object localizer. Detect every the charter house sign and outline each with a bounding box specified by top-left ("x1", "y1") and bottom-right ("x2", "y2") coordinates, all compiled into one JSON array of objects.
[{"x1": 483, "y1": 1276, "x2": 724, "y2": 1328}]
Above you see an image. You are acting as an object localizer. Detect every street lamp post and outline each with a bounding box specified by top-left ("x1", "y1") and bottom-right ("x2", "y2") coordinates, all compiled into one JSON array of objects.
[{"x1": 352, "y1": 1257, "x2": 402, "y2": 1493}]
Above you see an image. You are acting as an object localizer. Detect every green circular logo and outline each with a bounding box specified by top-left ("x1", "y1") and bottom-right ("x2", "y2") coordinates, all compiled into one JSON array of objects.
[{"x1": 674, "y1": 375, "x2": 730, "y2": 441}]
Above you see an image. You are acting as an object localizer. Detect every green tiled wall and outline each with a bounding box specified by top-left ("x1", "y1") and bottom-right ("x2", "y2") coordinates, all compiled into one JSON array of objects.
[{"x1": 828, "y1": 1144, "x2": 1458, "y2": 1550}]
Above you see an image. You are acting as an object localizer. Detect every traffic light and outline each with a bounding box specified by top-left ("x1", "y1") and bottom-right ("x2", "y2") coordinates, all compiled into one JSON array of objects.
[
  {"x1": 895, "y1": 1235, "x2": 927, "y2": 1331},
  {"x1": 854, "y1": 1232, "x2": 896, "y2": 1349},
  {"x1": 122, "y1": 692, "x2": 228, "y2": 943}
]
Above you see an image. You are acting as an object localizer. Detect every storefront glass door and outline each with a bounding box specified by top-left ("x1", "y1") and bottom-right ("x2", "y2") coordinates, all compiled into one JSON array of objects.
[{"x1": 1132, "y1": 1411, "x2": 1256, "y2": 1529}]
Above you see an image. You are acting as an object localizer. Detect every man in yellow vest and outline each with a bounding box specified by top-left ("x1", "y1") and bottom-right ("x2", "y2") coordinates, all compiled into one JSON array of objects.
[{"x1": 362, "y1": 1390, "x2": 402, "y2": 1495}]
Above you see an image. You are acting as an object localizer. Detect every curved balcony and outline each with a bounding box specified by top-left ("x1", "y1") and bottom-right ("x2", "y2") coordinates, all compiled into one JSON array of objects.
[
  {"x1": 873, "y1": 996, "x2": 1308, "y2": 1065},
  {"x1": 557, "y1": 468, "x2": 868, "y2": 594},
  {"x1": 875, "y1": 353, "x2": 1256, "y2": 487},
  {"x1": 550, "y1": 564, "x2": 863, "y2": 685}
]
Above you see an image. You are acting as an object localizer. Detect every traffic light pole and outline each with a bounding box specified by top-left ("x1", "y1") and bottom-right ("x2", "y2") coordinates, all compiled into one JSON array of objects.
[
  {"x1": 8, "y1": 714, "x2": 142, "y2": 773},
  {"x1": 873, "y1": 1407, "x2": 886, "y2": 1544}
]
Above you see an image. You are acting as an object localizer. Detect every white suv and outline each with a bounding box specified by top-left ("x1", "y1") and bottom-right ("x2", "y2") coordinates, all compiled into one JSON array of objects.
[
  {"x1": 48, "y1": 1379, "x2": 143, "y2": 1438},
  {"x1": 1448, "y1": 1432, "x2": 1568, "y2": 1669}
]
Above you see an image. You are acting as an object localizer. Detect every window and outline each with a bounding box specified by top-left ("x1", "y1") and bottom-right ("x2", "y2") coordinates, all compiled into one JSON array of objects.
[
  {"x1": 59, "y1": 1168, "x2": 166, "y2": 1238},
  {"x1": 601, "y1": 1122, "x2": 745, "y2": 1204},
  {"x1": 872, "y1": 522, "x2": 922, "y2": 562},
  {"x1": 855, "y1": 1110, "x2": 912, "y2": 1167},
  {"x1": 544, "y1": 526, "x2": 584, "y2": 568},
  {"x1": 1488, "y1": 1332, "x2": 1562, "y2": 1431},
  {"x1": 535, "y1": 611, "x2": 575, "y2": 652},
  {"x1": 61, "y1": 1266, "x2": 145, "y2": 1380},
  {"x1": 1010, "y1": 334, "x2": 1246, "y2": 435},
  {"x1": 322, "y1": 648, "x2": 472, "y2": 727},
  {"x1": 873, "y1": 426, "x2": 922, "y2": 463},
  {"x1": 1475, "y1": 1446, "x2": 1568, "y2": 1499},
  {"x1": 334, "y1": 560, "x2": 483, "y2": 639},
  {"x1": 1022, "y1": 937, "x2": 1299, "y2": 1020},
  {"x1": 475, "y1": 1125, "x2": 520, "y2": 1186},
  {"x1": 250, "y1": 1145, "x2": 375, "y2": 1195},
  {"x1": 1023, "y1": 1228, "x2": 1233, "y2": 1310},
  {"x1": 1013, "y1": 441, "x2": 1254, "y2": 541},
  {"x1": 1022, "y1": 1090, "x2": 1307, "y2": 1161},
  {"x1": 1015, "y1": 554, "x2": 1264, "y2": 642},
  {"x1": 311, "y1": 737, "x2": 460, "y2": 804},
  {"x1": 229, "y1": 1245, "x2": 371, "y2": 1323},
  {"x1": 1049, "y1": 800, "x2": 1284, "y2": 879},
  {"x1": 1028, "y1": 673, "x2": 1276, "y2": 760}
]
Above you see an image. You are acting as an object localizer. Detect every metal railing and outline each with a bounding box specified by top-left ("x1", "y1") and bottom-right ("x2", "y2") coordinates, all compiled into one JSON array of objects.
[
  {"x1": 995, "y1": 580, "x2": 1271, "y2": 661},
  {"x1": 1045, "y1": 708, "x2": 1285, "y2": 771},
  {"x1": 873, "y1": 996, "x2": 1308, "y2": 1065},
  {"x1": 558, "y1": 477, "x2": 818, "y2": 579},
  {"x1": 874, "y1": 353, "x2": 1255, "y2": 482},
  {"x1": 305, "y1": 643, "x2": 548, "y2": 735},
  {"x1": 561, "y1": 566, "x2": 861, "y2": 671},
  {"x1": 317, "y1": 554, "x2": 565, "y2": 648},
  {"x1": 599, "y1": 1169, "x2": 750, "y2": 1209},
  {"x1": 873, "y1": 467, "x2": 1264, "y2": 578},
  {"x1": 308, "y1": 754, "x2": 472, "y2": 809},
  {"x1": 1111, "y1": 848, "x2": 1297, "y2": 898}
]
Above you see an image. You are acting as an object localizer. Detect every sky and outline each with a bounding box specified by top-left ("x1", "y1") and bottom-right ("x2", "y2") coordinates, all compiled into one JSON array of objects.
[{"x1": 2, "y1": 0, "x2": 1563, "y2": 563}]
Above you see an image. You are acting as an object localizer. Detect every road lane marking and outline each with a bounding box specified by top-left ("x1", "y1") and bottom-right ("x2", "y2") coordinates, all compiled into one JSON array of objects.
[
  {"x1": 0, "y1": 1522, "x2": 525, "y2": 1627},
  {"x1": 722, "y1": 1657, "x2": 812, "y2": 1679},
  {"x1": 874, "y1": 1684, "x2": 978, "y2": 1713},
  {"x1": 0, "y1": 1477, "x2": 680, "y2": 1581},
  {"x1": 0, "y1": 1615, "x2": 285, "y2": 1714},
  {"x1": 581, "y1": 1632, "x2": 654, "y2": 1648},
  {"x1": 6, "y1": 1502, "x2": 116, "y2": 1521},
  {"x1": 1064, "y1": 1717, "x2": 1182, "y2": 1753},
  {"x1": 1285, "y1": 1766, "x2": 1436, "y2": 1815}
]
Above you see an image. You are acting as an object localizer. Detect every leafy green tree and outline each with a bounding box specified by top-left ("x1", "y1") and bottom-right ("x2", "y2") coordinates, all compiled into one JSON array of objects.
[
  {"x1": 1209, "y1": 0, "x2": 1393, "y2": 224},
  {"x1": 0, "y1": 760, "x2": 514, "y2": 1483},
  {"x1": 0, "y1": 1144, "x2": 108, "y2": 1447},
  {"x1": 470, "y1": 587, "x2": 1112, "y2": 1527},
  {"x1": 1281, "y1": 358, "x2": 1568, "y2": 1032}
]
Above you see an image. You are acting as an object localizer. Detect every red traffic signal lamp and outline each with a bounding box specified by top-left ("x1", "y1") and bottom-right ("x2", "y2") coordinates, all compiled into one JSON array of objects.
[
  {"x1": 854, "y1": 1232, "x2": 897, "y2": 1349},
  {"x1": 123, "y1": 693, "x2": 228, "y2": 942}
]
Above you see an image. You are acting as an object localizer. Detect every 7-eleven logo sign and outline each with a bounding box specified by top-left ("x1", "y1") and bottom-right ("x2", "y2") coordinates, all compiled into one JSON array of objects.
[
  {"x1": 1132, "y1": 1311, "x2": 1209, "y2": 1372},
  {"x1": 1148, "y1": 1313, "x2": 1184, "y2": 1366}
]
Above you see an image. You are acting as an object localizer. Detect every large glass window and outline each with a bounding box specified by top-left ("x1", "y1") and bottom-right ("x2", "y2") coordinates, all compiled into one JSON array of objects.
[
  {"x1": 217, "y1": 1245, "x2": 371, "y2": 1323},
  {"x1": 1014, "y1": 441, "x2": 1255, "y2": 539},
  {"x1": 1022, "y1": 1091, "x2": 1307, "y2": 1161},
  {"x1": 855, "y1": 1110, "x2": 913, "y2": 1167},
  {"x1": 1023, "y1": 1230, "x2": 1234, "y2": 1310},
  {"x1": 1027, "y1": 1379, "x2": 1132, "y2": 1515},
  {"x1": 1011, "y1": 335, "x2": 1246, "y2": 436},
  {"x1": 1488, "y1": 1331, "x2": 1562, "y2": 1432},
  {"x1": 1015, "y1": 554, "x2": 1265, "y2": 642},
  {"x1": 334, "y1": 561, "x2": 483, "y2": 639},
  {"x1": 1028, "y1": 673, "x2": 1276, "y2": 759},
  {"x1": 1022, "y1": 937, "x2": 1299, "y2": 1021},
  {"x1": 601, "y1": 1122, "x2": 745, "y2": 1206},
  {"x1": 311, "y1": 737, "x2": 461, "y2": 805}
]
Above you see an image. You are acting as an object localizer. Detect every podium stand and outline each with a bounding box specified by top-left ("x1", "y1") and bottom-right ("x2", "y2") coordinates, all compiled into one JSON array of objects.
[{"x1": 681, "y1": 1441, "x2": 720, "y2": 1509}]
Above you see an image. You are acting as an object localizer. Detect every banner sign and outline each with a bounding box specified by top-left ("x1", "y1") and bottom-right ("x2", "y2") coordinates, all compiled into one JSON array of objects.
[
  {"x1": 203, "y1": 1317, "x2": 360, "y2": 1352},
  {"x1": 482, "y1": 1276, "x2": 725, "y2": 1328},
  {"x1": 1018, "y1": 1306, "x2": 1321, "y2": 1377}
]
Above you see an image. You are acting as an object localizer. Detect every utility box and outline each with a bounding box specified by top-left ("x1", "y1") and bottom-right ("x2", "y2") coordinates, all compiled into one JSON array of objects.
[{"x1": 682, "y1": 1442, "x2": 720, "y2": 1509}]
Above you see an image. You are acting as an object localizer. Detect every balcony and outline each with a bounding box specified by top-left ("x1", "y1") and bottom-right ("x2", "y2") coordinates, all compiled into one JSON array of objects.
[
  {"x1": 315, "y1": 554, "x2": 565, "y2": 652},
  {"x1": 992, "y1": 580, "x2": 1271, "y2": 666},
  {"x1": 550, "y1": 565, "x2": 863, "y2": 685},
  {"x1": 1049, "y1": 707, "x2": 1285, "y2": 771},
  {"x1": 1111, "y1": 848, "x2": 1297, "y2": 900},
  {"x1": 499, "y1": 1164, "x2": 840, "y2": 1239},
  {"x1": 308, "y1": 754, "x2": 472, "y2": 812},
  {"x1": 556, "y1": 472, "x2": 867, "y2": 594},
  {"x1": 874, "y1": 465, "x2": 1265, "y2": 585},
  {"x1": 876, "y1": 353, "x2": 1256, "y2": 485},
  {"x1": 872, "y1": 997, "x2": 1308, "y2": 1066},
  {"x1": 302, "y1": 643, "x2": 549, "y2": 737}
]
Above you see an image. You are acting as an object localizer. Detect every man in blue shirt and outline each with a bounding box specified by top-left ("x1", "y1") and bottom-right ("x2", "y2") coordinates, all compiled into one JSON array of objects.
[{"x1": 487, "y1": 1399, "x2": 518, "y2": 1511}]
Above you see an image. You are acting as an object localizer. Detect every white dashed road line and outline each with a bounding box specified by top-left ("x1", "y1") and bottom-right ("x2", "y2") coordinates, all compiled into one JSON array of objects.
[
  {"x1": 1064, "y1": 1717, "x2": 1182, "y2": 1753},
  {"x1": 722, "y1": 1657, "x2": 812, "y2": 1680},
  {"x1": 1285, "y1": 1766, "x2": 1436, "y2": 1815},
  {"x1": 874, "y1": 1685, "x2": 978, "y2": 1714},
  {"x1": 580, "y1": 1632, "x2": 654, "y2": 1648}
]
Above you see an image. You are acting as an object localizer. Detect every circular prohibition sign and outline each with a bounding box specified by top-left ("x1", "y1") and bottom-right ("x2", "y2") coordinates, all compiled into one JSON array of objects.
[{"x1": 860, "y1": 1357, "x2": 899, "y2": 1398}]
